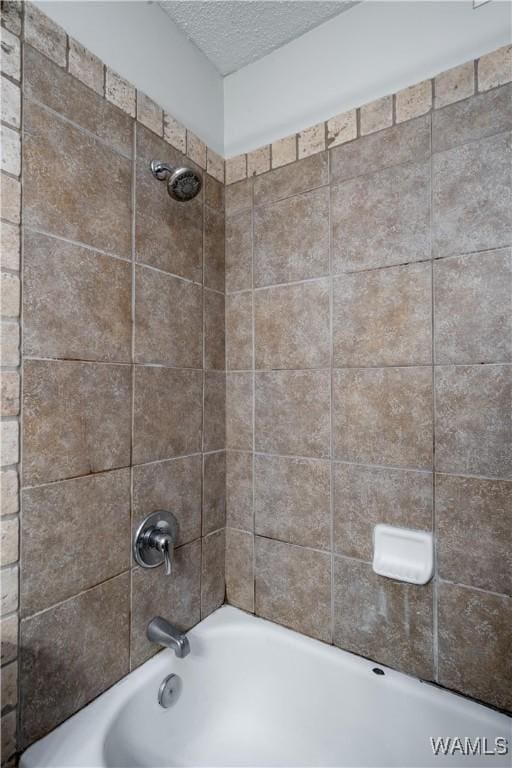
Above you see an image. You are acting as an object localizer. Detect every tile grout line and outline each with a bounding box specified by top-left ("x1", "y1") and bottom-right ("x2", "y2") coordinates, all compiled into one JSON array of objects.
[
  {"x1": 250, "y1": 169, "x2": 256, "y2": 614},
  {"x1": 328, "y1": 146, "x2": 335, "y2": 646},
  {"x1": 430, "y1": 106, "x2": 439, "y2": 684},
  {"x1": 128, "y1": 117, "x2": 137, "y2": 672}
]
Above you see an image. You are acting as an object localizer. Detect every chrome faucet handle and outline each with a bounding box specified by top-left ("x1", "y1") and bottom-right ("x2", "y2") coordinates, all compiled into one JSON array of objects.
[
  {"x1": 152, "y1": 531, "x2": 174, "y2": 576},
  {"x1": 133, "y1": 511, "x2": 178, "y2": 576}
]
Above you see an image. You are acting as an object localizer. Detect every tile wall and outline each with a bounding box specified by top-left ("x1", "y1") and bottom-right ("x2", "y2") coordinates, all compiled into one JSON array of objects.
[
  {"x1": 1, "y1": 3, "x2": 225, "y2": 761},
  {"x1": 224, "y1": 74, "x2": 512, "y2": 713}
]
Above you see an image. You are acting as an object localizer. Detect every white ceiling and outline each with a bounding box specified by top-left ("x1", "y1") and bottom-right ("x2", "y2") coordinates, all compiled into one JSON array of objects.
[{"x1": 158, "y1": 1, "x2": 359, "y2": 75}]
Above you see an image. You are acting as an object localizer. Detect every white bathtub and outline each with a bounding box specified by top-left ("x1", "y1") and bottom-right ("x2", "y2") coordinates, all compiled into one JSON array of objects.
[{"x1": 21, "y1": 606, "x2": 511, "y2": 768}]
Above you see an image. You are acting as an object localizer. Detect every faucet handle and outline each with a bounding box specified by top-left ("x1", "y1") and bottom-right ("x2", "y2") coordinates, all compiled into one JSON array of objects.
[{"x1": 133, "y1": 511, "x2": 178, "y2": 576}]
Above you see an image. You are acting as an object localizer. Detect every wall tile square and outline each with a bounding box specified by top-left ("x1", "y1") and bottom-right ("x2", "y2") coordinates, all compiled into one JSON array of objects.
[
  {"x1": 0, "y1": 469, "x2": 18, "y2": 516},
  {"x1": 0, "y1": 422, "x2": 18, "y2": 468},
  {"x1": 331, "y1": 161, "x2": 431, "y2": 273},
  {"x1": 254, "y1": 187, "x2": 329, "y2": 287},
  {"x1": 0, "y1": 615, "x2": 18, "y2": 666},
  {"x1": 135, "y1": 265, "x2": 202, "y2": 367},
  {"x1": 0, "y1": 172, "x2": 20, "y2": 224},
  {"x1": 333, "y1": 262, "x2": 432, "y2": 366},
  {"x1": 133, "y1": 455, "x2": 202, "y2": 546},
  {"x1": 205, "y1": 174, "x2": 224, "y2": 213},
  {"x1": 133, "y1": 366, "x2": 202, "y2": 464},
  {"x1": 23, "y1": 360, "x2": 131, "y2": 486},
  {"x1": 255, "y1": 370, "x2": 330, "y2": 458},
  {"x1": 1, "y1": 272, "x2": 20, "y2": 318},
  {"x1": 0, "y1": 27, "x2": 20, "y2": 81},
  {"x1": 201, "y1": 529, "x2": 225, "y2": 618},
  {"x1": 255, "y1": 280, "x2": 330, "y2": 369},
  {"x1": 0, "y1": 564, "x2": 18, "y2": 615},
  {"x1": 330, "y1": 116, "x2": 430, "y2": 184},
  {"x1": 131, "y1": 541, "x2": 200, "y2": 668},
  {"x1": 105, "y1": 68, "x2": 136, "y2": 117},
  {"x1": 0, "y1": 323, "x2": 19, "y2": 368},
  {"x1": 271, "y1": 135, "x2": 297, "y2": 168},
  {"x1": 438, "y1": 582, "x2": 511, "y2": 711},
  {"x1": 395, "y1": 80, "x2": 432, "y2": 123},
  {"x1": 23, "y1": 100, "x2": 132, "y2": 257},
  {"x1": 226, "y1": 451, "x2": 253, "y2": 531},
  {"x1": 203, "y1": 371, "x2": 226, "y2": 452},
  {"x1": 254, "y1": 152, "x2": 328, "y2": 208},
  {"x1": 23, "y1": 230, "x2": 132, "y2": 363},
  {"x1": 333, "y1": 556, "x2": 433, "y2": 679},
  {"x1": 225, "y1": 178, "x2": 253, "y2": 216},
  {"x1": 186, "y1": 131, "x2": 207, "y2": 169},
  {"x1": 255, "y1": 537, "x2": 331, "y2": 642},
  {"x1": 225, "y1": 154, "x2": 247, "y2": 185},
  {"x1": 255, "y1": 454, "x2": 330, "y2": 549},
  {"x1": 136, "y1": 91, "x2": 163, "y2": 136},
  {"x1": 333, "y1": 367, "x2": 433, "y2": 469},
  {"x1": 1, "y1": 124, "x2": 20, "y2": 176},
  {"x1": 136, "y1": 125, "x2": 202, "y2": 280},
  {"x1": 247, "y1": 145, "x2": 270, "y2": 177},
  {"x1": 298, "y1": 122, "x2": 326, "y2": 158},
  {"x1": 24, "y1": 46, "x2": 132, "y2": 158},
  {"x1": 226, "y1": 528, "x2": 254, "y2": 612},
  {"x1": 327, "y1": 109, "x2": 357, "y2": 148},
  {"x1": 206, "y1": 148, "x2": 224, "y2": 184},
  {"x1": 0, "y1": 221, "x2": 20, "y2": 270},
  {"x1": 204, "y1": 289, "x2": 225, "y2": 370},
  {"x1": 0, "y1": 515, "x2": 18, "y2": 565},
  {"x1": 436, "y1": 474, "x2": 511, "y2": 595},
  {"x1": 0, "y1": 371, "x2": 19, "y2": 417},
  {"x1": 21, "y1": 470, "x2": 130, "y2": 617},
  {"x1": 333, "y1": 464, "x2": 432, "y2": 561},
  {"x1": 478, "y1": 45, "x2": 512, "y2": 92},
  {"x1": 1, "y1": 2, "x2": 22, "y2": 37},
  {"x1": 435, "y1": 364, "x2": 511, "y2": 478},
  {"x1": 203, "y1": 451, "x2": 226, "y2": 535},
  {"x1": 226, "y1": 211, "x2": 253, "y2": 293},
  {"x1": 434, "y1": 248, "x2": 512, "y2": 364},
  {"x1": 1, "y1": 75, "x2": 20, "y2": 129},
  {"x1": 432, "y1": 131, "x2": 512, "y2": 257},
  {"x1": 20, "y1": 573, "x2": 130, "y2": 748},
  {"x1": 164, "y1": 112, "x2": 186, "y2": 154},
  {"x1": 226, "y1": 372, "x2": 253, "y2": 451},
  {"x1": 226, "y1": 292, "x2": 253, "y2": 370}
]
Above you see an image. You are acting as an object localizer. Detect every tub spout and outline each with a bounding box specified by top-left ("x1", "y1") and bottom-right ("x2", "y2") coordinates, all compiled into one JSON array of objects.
[{"x1": 147, "y1": 617, "x2": 190, "y2": 658}]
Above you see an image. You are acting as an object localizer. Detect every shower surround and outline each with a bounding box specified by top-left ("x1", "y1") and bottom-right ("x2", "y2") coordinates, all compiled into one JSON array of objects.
[{"x1": 0, "y1": 3, "x2": 510, "y2": 764}]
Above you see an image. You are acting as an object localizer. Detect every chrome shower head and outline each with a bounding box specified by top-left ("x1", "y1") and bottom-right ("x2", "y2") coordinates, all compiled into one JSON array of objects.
[{"x1": 150, "y1": 160, "x2": 202, "y2": 202}]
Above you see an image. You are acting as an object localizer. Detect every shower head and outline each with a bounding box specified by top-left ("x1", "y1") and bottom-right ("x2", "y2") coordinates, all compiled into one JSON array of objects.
[{"x1": 150, "y1": 160, "x2": 202, "y2": 202}]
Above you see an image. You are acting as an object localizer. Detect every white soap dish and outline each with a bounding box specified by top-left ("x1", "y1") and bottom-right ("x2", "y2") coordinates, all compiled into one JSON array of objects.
[{"x1": 372, "y1": 524, "x2": 433, "y2": 585}]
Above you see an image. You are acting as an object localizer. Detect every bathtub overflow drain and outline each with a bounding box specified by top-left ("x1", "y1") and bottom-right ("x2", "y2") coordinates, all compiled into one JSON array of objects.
[{"x1": 158, "y1": 673, "x2": 182, "y2": 709}]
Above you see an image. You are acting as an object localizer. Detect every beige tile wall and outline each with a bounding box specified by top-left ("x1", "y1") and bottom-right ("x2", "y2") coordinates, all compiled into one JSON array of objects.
[
  {"x1": 0, "y1": 4, "x2": 225, "y2": 761},
  {"x1": 224, "y1": 77, "x2": 512, "y2": 714}
]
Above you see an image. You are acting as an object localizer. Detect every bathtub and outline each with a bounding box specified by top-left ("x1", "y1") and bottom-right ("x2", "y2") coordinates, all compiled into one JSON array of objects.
[{"x1": 21, "y1": 606, "x2": 511, "y2": 768}]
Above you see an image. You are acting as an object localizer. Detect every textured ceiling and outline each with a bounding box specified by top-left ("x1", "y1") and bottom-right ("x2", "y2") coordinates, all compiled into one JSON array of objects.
[{"x1": 158, "y1": 1, "x2": 359, "y2": 75}]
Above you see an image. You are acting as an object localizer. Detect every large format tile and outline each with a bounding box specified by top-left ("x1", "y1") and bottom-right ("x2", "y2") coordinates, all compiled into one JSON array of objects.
[
  {"x1": 226, "y1": 451, "x2": 253, "y2": 531},
  {"x1": 203, "y1": 451, "x2": 226, "y2": 535},
  {"x1": 432, "y1": 83, "x2": 512, "y2": 153},
  {"x1": 23, "y1": 230, "x2": 131, "y2": 362},
  {"x1": 255, "y1": 370, "x2": 330, "y2": 458},
  {"x1": 435, "y1": 364, "x2": 511, "y2": 478},
  {"x1": 20, "y1": 573, "x2": 130, "y2": 747},
  {"x1": 438, "y1": 582, "x2": 512, "y2": 710},
  {"x1": 132, "y1": 455, "x2": 202, "y2": 546},
  {"x1": 333, "y1": 557, "x2": 433, "y2": 679},
  {"x1": 333, "y1": 367, "x2": 433, "y2": 469},
  {"x1": 253, "y1": 187, "x2": 329, "y2": 287},
  {"x1": 331, "y1": 161, "x2": 431, "y2": 273},
  {"x1": 201, "y1": 529, "x2": 226, "y2": 618},
  {"x1": 135, "y1": 266, "x2": 202, "y2": 367},
  {"x1": 255, "y1": 280, "x2": 330, "y2": 369},
  {"x1": 225, "y1": 528, "x2": 254, "y2": 612},
  {"x1": 434, "y1": 249, "x2": 512, "y2": 364},
  {"x1": 333, "y1": 262, "x2": 432, "y2": 366},
  {"x1": 333, "y1": 464, "x2": 432, "y2": 561},
  {"x1": 432, "y1": 131, "x2": 512, "y2": 257},
  {"x1": 225, "y1": 178, "x2": 252, "y2": 215},
  {"x1": 436, "y1": 474, "x2": 511, "y2": 595},
  {"x1": 330, "y1": 115, "x2": 431, "y2": 184},
  {"x1": 133, "y1": 367, "x2": 202, "y2": 464},
  {"x1": 23, "y1": 100, "x2": 132, "y2": 258},
  {"x1": 253, "y1": 152, "x2": 328, "y2": 208},
  {"x1": 226, "y1": 292, "x2": 253, "y2": 370},
  {"x1": 130, "y1": 540, "x2": 200, "y2": 667},
  {"x1": 255, "y1": 537, "x2": 331, "y2": 642},
  {"x1": 23, "y1": 360, "x2": 131, "y2": 486},
  {"x1": 135, "y1": 124, "x2": 202, "y2": 281},
  {"x1": 226, "y1": 373, "x2": 253, "y2": 451},
  {"x1": 255, "y1": 454, "x2": 330, "y2": 549},
  {"x1": 21, "y1": 470, "x2": 130, "y2": 617},
  {"x1": 203, "y1": 371, "x2": 226, "y2": 452},
  {"x1": 225, "y1": 211, "x2": 252, "y2": 293},
  {"x1": 24, "y1": 45, "x2": 132, "y2": 157}
]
